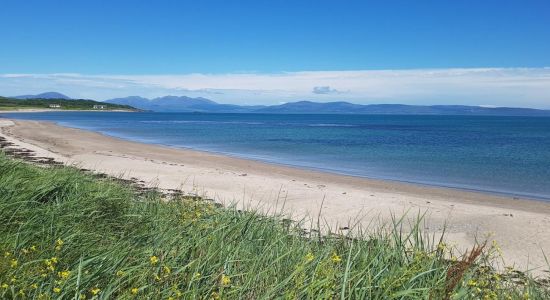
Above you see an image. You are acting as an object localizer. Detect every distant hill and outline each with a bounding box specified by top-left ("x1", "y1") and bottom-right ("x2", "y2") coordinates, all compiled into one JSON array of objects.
[
  {"x1": 105, "y1": 95, "x2": 264, "y2": 113},
  {"x1": 253, "y1": 101, "x2": 364, "y2": 114},
  {"x1": 105, "y1": 96, "x2": 550, "y2": 116},
  {"x1": 255, "y1": 101, "x2": 550, "y2": 116},
  {"x1": 103, "y1": 96, "x2": 150, "y2": 107},
  {"x1": 9, "y1": 92, "x2": 549, "y2": 116},
  {"x1": 0, "y1": 96, "x2": 138, "y2": 111},
  {"x1": 14, "y1": 92, "x2": 71, "y2": 100}
]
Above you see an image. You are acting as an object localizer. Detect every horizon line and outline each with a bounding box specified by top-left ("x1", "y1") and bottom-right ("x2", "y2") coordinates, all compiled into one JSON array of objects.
[{"x1": 2, "y1": 67, "x2": 550, "y2": 109}]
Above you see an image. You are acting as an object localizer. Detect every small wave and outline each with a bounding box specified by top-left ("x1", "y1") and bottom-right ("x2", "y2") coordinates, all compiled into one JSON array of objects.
[
  {"x1": 140, "y1": 120, "x2": 264, "y2": 125},
  {"x1": 268, "y1": 122, "x2": 358, "y2": 127},
  {"x1": 140, "y1": 121, "x2": 358, "y2": 127},
  {"x1": 307, "y1": 123, "x2": 358, "y2": 127}
]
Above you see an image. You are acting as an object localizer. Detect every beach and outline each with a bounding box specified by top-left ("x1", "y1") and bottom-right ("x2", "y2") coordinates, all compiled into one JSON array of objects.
[{"x1": 1, "y1": 118, "x2": 549, "y2": 273}]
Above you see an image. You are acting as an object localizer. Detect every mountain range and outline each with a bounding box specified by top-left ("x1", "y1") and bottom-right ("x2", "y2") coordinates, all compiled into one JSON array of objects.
[
  {"x1": 9, "y1": 92, "x2": 550, "y2": 116},
  {"x1": 105, "y1": 96, "x2": 550, "y2": 116},
  {"x1": 105, "y1": 96, "x2": 264, "y2": 113}
]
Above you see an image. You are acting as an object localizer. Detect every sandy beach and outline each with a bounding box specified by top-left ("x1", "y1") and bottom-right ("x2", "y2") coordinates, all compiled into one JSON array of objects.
[{"x1": 1, "y1": 118, "x2": 549, "y2": 274}]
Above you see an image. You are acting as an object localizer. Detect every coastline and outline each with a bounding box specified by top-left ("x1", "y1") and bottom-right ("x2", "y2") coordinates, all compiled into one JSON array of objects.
[
  {"x1": 80, "y1": 132, "x2": 550, "y2": 202},
  {"x1": 92, "y1": 134, "x2": 550, "y2": 202},
  {"x1": 0, "y1": 108, "x2": 136, "y2": 113},
  {"x1": 1, "y1": 118, "x2": 550, "y2": 273}
]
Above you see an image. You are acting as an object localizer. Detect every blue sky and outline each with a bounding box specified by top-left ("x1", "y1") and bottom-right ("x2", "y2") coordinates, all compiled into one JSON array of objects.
[{"x1": 1, "y1": 0, "x2": 550, "y2": 107}]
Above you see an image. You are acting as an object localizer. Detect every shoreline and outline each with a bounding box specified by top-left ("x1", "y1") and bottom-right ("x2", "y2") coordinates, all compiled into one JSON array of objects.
[
  {"x1": 87, "y1": 131, "x2": 550, "y2": 202},
  {"x1": 0, "y1": 108, "x2": 137, "y2": 113},
  {"x1": 93, "y1": 132, "x2": 550, "y2": 202},
  {"x1": 3, "y1": 112, "x2": 548, "y2": 202},
  {"x1": 4, "y1": 117, "x2": 549, "y2": 210},
  {"x1": 1, "y1": 118, "x2": 550, "y2": 273}
]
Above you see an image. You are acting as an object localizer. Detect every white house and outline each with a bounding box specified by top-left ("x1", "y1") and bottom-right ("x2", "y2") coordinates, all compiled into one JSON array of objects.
[
  {"x1": 49, "y1": 104, "x2": 61, "y2": 108},
  {"x1": 93, "y1": 105, "x2": 105, "y2": 110}
]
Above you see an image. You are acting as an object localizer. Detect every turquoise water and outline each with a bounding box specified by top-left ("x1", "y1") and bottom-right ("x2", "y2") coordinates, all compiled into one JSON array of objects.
[{"x1": 3, "y1": 112, "x2": 550, "y2": 200}]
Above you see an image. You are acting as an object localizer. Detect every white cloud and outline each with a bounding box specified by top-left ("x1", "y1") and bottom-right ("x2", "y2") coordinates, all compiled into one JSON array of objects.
[
  {"x1": 312, "y1": 86, "x2": 341, "y2": 95},
  {"x1": 1, "y1": 68, "x2": 550, "y2": 108}
]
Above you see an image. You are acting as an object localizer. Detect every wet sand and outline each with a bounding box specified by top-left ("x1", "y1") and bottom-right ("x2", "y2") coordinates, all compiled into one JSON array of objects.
[{"x1": 1, "y1": 119, "x2": 549, "y2": 274}]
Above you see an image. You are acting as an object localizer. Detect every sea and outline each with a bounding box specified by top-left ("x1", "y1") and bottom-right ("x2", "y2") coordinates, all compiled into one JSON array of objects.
[{"x1": 3, "y1": 111, "x2": 550, "y2": 200}]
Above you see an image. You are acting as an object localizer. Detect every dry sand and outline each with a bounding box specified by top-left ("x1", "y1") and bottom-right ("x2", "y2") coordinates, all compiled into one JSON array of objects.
[{"x1": 1, "y1": 119, "x2": 549, "y2": 274}]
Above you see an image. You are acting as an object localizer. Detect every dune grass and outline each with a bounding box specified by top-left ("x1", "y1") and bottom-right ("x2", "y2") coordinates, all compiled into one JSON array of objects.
[{"x1": 0, "y1": 153, "x2": 548, "y2": 299}]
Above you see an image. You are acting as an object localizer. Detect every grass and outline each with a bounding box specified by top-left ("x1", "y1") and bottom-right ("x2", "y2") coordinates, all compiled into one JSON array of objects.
[
  {"x1": 0, "y1": 97, "x2": 137, "y2": 111},
  {"x1": 0, "y1": 153, "x2": 548, "y2": 299}
]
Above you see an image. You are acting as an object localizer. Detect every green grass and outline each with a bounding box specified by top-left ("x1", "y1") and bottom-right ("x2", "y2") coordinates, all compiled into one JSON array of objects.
[
  {"x1": 0, "y1": 97, "x2": 137, "y2": 111},
  {"x1": 0, "y1": 153, "x2": 548, "y2": 299}
]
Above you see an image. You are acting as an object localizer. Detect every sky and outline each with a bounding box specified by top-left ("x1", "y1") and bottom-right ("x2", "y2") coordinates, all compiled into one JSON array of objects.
[{"x1": 1, "y1": 0, "x2": 550, "y2": 108}]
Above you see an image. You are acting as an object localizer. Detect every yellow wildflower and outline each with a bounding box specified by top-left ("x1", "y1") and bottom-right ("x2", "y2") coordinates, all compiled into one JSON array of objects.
[
  {"x1": 193, "y1": 272, "x2": 201, "y2": 280},
  {"x1": 150, "y1": 255, "x2": 159, "y2": 265},
  {"x1": 116, "y1": 270, "x2": 124, "y2": 277},
  {"x1": 30, "y1": 245, "x2": 37, "y2": 251},
  {"x1": 1, "y1": 283, "x2": 8, "y2": 289},
  {"x1": 467, "y1": 279, "x2": 477, "y2": 286},
  {"x1": 10, "y1": 259, "x2": 18, "y2": 268},
  {"x1": 211, "y1": 291, "x2": 220, "y2": 300},
  {"x1": 163, "y1": 265, "x2": 171, "y2": 274},
  {"x1": 154, "y1": 274, "x2": 161, "y2": 281},
  {"x1": 10, "y1": 277, "x2": 16, "y2": 283},
  {"x1": 22, "y1": 248, "x2": 30, "y2": 254},
  {"x1": 331, "y1": 253, "x2": 342, "y2": 263},
  {"x1": 168, "y1": 297, "x2": 174, "y2": 300},
  {"x1": 80, "y1": 294, "x2": 87, "y2": 299},
  {"x1": 58, "y1": 270, "x2": 71, "y2": 279},
  {"x1": 4, "y1": 251, "x2": 11, "y2": 257},
  {"x1": 220, "y1": 274, "x2": 231, "y2": 286},
  {"x1": 55, "y1": 239, "x2": 64, "y2": 251},
  {"x1": 45, "y1": 257, "x2": 57, "y2": 271},
  {"x1": 31, "y1": 283, "x2": 38, "y2": 289},
  {"x1": 91, "y1": 287, "x2": 101, "y2": 295},
  {"x1": 131, "y1": 287, "x2": 139, "y2": 294},
  {"x1": 53, "y1": 287, "x2": 61, "y2": 293},
  {"x1": 305, "y1": 252, "x2": 314, "y2": 262}
]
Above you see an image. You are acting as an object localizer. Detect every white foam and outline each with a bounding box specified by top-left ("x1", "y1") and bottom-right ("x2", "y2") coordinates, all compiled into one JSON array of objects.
[{"x1": 0, "y1": 120, "x2": 15, "y2": 127}]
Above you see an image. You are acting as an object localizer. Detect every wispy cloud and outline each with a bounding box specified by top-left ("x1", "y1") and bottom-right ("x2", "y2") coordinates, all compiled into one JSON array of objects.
[{"x1": 1, "y1": 68, "x2": 550, "y2": 108}]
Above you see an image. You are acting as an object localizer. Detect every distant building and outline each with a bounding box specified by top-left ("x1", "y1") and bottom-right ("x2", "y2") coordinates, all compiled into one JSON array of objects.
[
  {"x1": 93, "y1": 105, "x2": 105, "y2": 110},
  {"x1": 49, "y1": 104, "x2": 61, "y2": 108}
]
